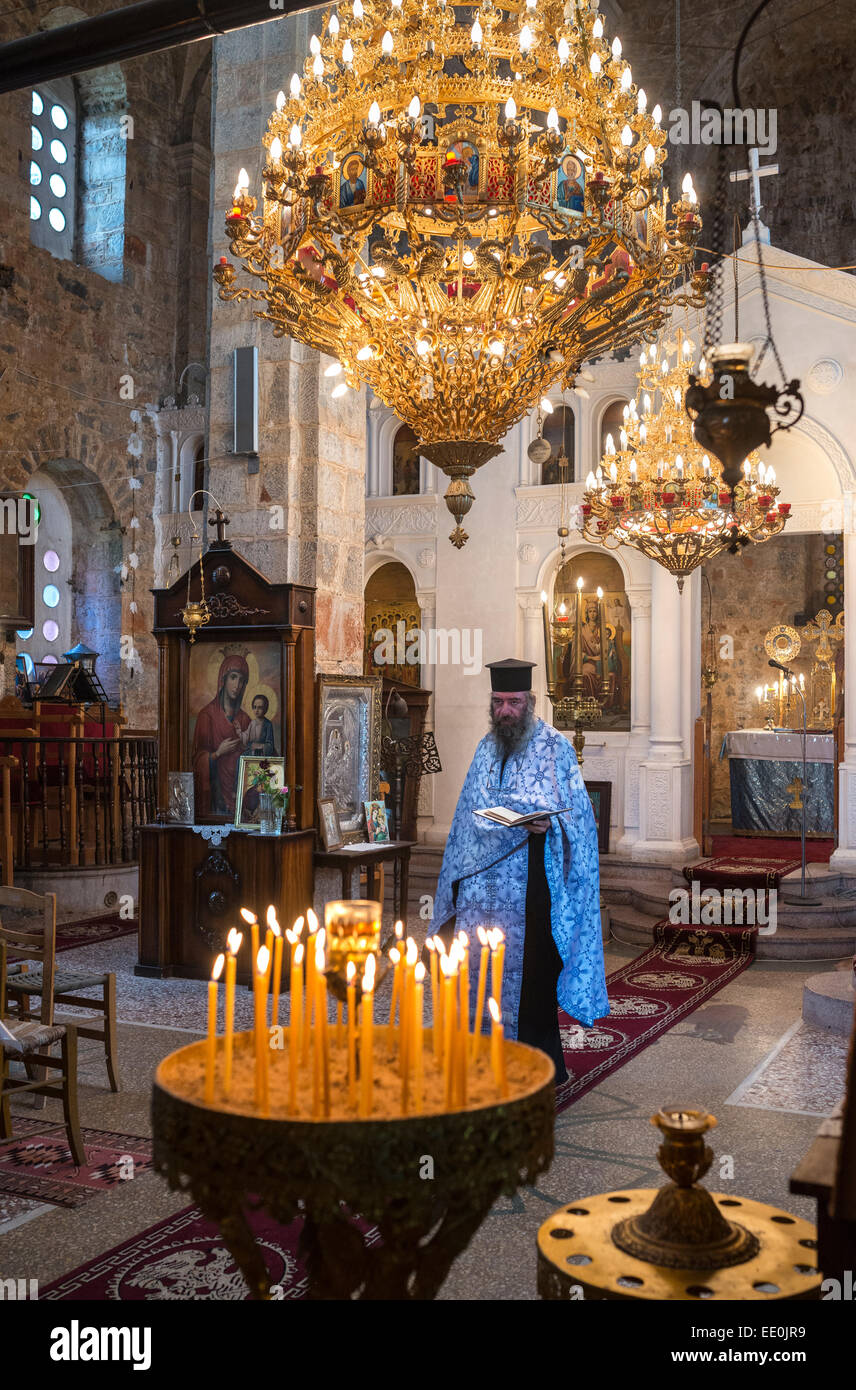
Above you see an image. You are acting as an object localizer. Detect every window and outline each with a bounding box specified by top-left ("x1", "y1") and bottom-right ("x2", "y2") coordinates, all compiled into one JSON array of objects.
[
  {"x1": 541, "y1": 405, "x2": 575, "y2": 484},
  {"x1": 599, "y1": 399, "x2": 629, "y2": 463},
  {"x1": 392, "y1": 424, "x2": 420, "y2": 495},
  {"x1": 30, "y1": 79, "x2": 77, "y2": 262},
  {"x1": 15, "y1": 476, "x2": 72, "y2": 679}
]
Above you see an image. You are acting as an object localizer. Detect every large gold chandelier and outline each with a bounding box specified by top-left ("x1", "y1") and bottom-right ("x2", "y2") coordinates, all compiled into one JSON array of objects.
[
  {"x1": 215, "y1": 0, "x2": 708, "y2": 545},
  {"x1": 580, "y1": 329, "x2": 791, "y2": 589}
]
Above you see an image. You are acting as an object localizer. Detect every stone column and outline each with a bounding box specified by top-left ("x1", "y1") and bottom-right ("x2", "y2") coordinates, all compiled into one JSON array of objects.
[
  {"x1": 830, "y1": 495, "x2": 856, "y2": 871},
  {"x1": 616, "y1": 585, "x2": 651, "y2": 852},
  {"x1": 519, "y1": 591, "x2": 547, "y2": 719},
  {"x1": 632, "y1": 563, "x2": 698, "y2": 862}
]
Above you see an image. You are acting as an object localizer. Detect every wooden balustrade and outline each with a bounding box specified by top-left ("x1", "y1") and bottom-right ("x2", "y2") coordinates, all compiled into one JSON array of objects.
[{"x1": 0, "y1": 734, "x2": 157, "y2": 879}]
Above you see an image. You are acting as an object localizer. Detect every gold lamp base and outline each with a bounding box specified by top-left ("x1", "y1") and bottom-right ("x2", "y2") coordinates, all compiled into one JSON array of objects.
[{"x1": 419, "y1": 440, "x2": 501, "y2": 548}]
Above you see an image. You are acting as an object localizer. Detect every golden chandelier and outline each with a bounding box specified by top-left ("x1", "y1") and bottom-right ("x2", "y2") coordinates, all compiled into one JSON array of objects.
[
  {"x1": 215, "y1": 0, "x2": 708, "y2": 545},
  {"x1": 580, "y1": 329, "x2": 791, "y2": 589}
]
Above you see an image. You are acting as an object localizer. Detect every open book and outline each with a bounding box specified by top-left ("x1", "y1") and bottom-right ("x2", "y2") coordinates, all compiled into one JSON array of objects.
[{"x1": 475, "y1": 806, "x2": 572, "y2": 827}]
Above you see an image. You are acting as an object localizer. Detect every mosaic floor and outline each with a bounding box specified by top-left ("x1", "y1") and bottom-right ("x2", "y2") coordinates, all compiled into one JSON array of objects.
[{"x1": 726, "y1": 1020, "x2": 850, "y2": 1116}]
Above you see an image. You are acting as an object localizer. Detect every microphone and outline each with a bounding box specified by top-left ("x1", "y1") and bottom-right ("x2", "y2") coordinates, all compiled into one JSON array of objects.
[{"x1": 768, "y1": 658, "x2": 795, "y2": 679}]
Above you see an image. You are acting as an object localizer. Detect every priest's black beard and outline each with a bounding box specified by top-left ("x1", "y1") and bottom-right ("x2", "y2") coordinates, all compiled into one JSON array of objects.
[{"x1": 489, "y1": 700, "x2": 536, "y2": 753}]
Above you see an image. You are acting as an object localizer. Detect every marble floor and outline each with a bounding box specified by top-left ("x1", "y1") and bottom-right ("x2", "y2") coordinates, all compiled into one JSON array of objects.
[{"x1": 1, "y1": 923, "x2": 851, "y2": 1300}]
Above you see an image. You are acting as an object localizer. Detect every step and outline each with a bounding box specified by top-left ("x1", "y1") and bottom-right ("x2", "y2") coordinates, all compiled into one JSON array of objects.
[{"x1": 803, "y1": 971, "x2": 856, "y2": 1033}]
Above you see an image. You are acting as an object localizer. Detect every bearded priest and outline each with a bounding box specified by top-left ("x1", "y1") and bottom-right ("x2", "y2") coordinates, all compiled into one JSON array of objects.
[{"x1": 430, "y1": 658, "x2": 608, "y2": 1082}]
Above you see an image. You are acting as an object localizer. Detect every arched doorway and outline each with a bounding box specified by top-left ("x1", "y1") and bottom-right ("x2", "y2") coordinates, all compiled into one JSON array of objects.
[
  {"x1": 551, "y1": 552, "x2": 630, "y2": 730},
  {"x1": 364, "y1": 561, "x2": 421, "y2": 687}
]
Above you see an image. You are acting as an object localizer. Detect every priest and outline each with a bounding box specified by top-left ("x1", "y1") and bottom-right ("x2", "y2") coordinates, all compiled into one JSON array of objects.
[{"x1": 431, "y1": 658, "x2": 608, "y2": 1081}]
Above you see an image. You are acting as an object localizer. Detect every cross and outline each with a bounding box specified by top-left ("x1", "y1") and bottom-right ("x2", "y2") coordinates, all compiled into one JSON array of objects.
[
  {"x1": 730, "y1": 148, "x2": 779, "y2": 244},
  {"x1": 802, "y1": 609, "x2": 843, "y2": 666},
  {"x1": 208, "y1": 507, "x2": 230, "y2": 544},
  {"x1": 786, "y1": 775, "x2": 803, "y2": 810}
]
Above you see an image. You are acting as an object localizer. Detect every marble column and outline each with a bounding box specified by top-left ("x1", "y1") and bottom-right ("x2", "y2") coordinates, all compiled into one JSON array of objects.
[
  {"x1": 632, "y1": 563, "x2": 698, "y2": 862},
  {"x1": 830, "y1": 494, "x2": 856, "y2": 871},
  {"x1": 520, "y1": 591, "x2": 547, "y2": 719}
]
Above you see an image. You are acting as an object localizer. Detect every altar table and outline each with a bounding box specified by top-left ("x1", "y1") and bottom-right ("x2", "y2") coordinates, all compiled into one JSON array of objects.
[{"x1": 720, "y1": 729, "x2": 834, "y2": 835}]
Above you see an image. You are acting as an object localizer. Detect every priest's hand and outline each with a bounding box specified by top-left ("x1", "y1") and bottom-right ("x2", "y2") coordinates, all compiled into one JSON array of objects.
[{"x1": 527, "y1": 817, "x2": 551, "y2": 834}]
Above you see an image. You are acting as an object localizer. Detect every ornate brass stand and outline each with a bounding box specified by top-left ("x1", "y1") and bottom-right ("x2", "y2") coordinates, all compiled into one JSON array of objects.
[
  {"x1": 152, "y1": 1035, "x2": 555, "y2": 1300},
  {"x1": 537, "y1": 1107, "x2": 821, "y2": 1300}
]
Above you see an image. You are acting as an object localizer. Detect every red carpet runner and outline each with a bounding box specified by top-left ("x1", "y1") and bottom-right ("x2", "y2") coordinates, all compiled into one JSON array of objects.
[{"x1": 554, "y1": 922, "x2": 757, "y2": 1115}]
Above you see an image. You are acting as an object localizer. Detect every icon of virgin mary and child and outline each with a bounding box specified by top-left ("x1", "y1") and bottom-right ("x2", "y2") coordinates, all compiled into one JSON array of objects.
[{"x1": 192, "y1": 651, "x2": 277, "y2": 817}]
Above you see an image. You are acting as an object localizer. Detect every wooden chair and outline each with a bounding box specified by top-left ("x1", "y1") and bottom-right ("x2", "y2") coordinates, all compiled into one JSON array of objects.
[
  {"x1": 4, "y1": 909, "x2": 120, "y2": 1094},
  {"x1": 0, "y1": 886, "x2": 86, "y2": 1167}
]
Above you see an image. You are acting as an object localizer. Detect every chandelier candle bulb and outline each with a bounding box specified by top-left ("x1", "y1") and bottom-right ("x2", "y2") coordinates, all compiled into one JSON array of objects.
[
  {"x1": 342, "y1": 38, "x2": 354, "y2": 63},
  {"x1": 205, "y1": 954, "x2": 225, "y2": 1105},
  {"x1": 637, "y1": 88, "x2": 647, "y2": 113},
  {"x1": 328, "y1": 12, "x2": 339, "y2": 34},
  {"x1": 470, "y1": 18, "x2": 482, "y2": 47},
  {"x1": 592, "y1": 17, "x2": 603, "y2": 37},
  {"x1": 558, "y1": 36, "x2": 570, "y2": 64},
  {"x1": 489, "y1": 997, "x2": 508, "y2": 1098},
  {"x1": 359, "y1": 956, "x2": 376, "y2": 1119},
  {"x1": 621, "y1": 66, "x2": 632, "y2": 91},
  {"x1": 589, "y1": 53, "x2": 601, "y2": 74}
]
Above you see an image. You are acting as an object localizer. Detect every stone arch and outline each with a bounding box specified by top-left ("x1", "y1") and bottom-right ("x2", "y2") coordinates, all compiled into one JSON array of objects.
[{"x1": 592, "y1": 393, "x2": 631, "y2": 470}]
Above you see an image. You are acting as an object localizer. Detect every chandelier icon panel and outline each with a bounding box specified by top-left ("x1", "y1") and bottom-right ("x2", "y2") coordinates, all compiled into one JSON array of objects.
[
  {"x1": 580, "y1": 330, "x2": 792, "y2": 588},
  {"x1": 215, "y1": 0, "x2": 708, "y2": 546}
]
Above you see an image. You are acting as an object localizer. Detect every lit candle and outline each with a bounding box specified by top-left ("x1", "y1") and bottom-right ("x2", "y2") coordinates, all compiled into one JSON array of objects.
[
  {"x1": 457, "y1": 929, "x2": 469, "y2": 1036},
  {"x1": 388, "y1": 946, "x2": 402, "y2": 1045},
  {"x1": 288, "y1": 942, "x2": 304, "y2": 1115},
  {"x1": 597, "y1": 586, "x2": 608, "y2": 690},
  {"x1": 489, "y1": 996, "x2": 508, "y2": 1098},
  {"x1": 314, "y1": 935, "x2": 330, "y2": 1119},
  {"x1": 400, "y1": 938, "x2": 418, "y2": 1109},
  {"x1": 205, "y1": 953, "x2": 225, "y2": 1104},
  {"x1": 441, "y1": 952, "x2": 457, "y2": 1109},
  {"x1": 254, "y1": 945, "x2": 270, "y2": 1114},
  {"x1": 359, "y1": 954, "x2": 376, "y2": 1118},
  {"x1": 490, "y1": 928, "x2": 506, "y2": 1013},
  {"x1": 224, "y1": 928, "x2": 241, "y2": 1098},
  {"x1": 265, "y1": 903, "x2": 276, "y2": 970},
  {"x1": 303, "y1": 909, "x2": 318, "y2": 1061},
  {"x1": 435, "y1": 935, "x2": 447, "y2": 1056},
  {"x1": 413, "y1": 962, "x2": 425, "y2": 1115},
  {"x1": 346, "y1": 960, "x2": 357, "y2": 1108},
  {"x1": 472, "y1": 925, "x2": 489, "y2": 1058},
  {"x1": 268, "y1": 908, "x2": 283, "y2": 1025},
  {"x1": 240, "y1": 907, "x2": 259, "y2": 974},
  {"x1": 426, "y1": 936, "x2": 440, "y2": 1059},
  {"x1": 574, "y1": 576, "x2": 584, "y2": 678}
]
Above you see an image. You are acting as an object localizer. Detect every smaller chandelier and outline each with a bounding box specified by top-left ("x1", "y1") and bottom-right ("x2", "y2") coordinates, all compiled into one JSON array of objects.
[{"x1": 581, "y1": 330, "x2": 791, "y2": 589}]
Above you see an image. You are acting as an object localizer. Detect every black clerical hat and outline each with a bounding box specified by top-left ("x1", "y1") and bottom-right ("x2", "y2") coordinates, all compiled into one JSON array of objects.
[{"x1": 487, "y1": 658, "x2": 536, "y2": 692}]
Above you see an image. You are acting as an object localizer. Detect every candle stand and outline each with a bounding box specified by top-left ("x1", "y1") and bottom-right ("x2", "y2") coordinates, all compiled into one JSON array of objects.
[{"x1": 152, "y1": 1034, "x2": 555, "y2": 1300}]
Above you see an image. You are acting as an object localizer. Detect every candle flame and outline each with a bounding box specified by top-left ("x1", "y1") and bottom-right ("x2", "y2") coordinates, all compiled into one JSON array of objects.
[
  {"x1": 212, "y1": 953, "x2": 225, "y2": 981},
  {"x1": 257, "y1": 946, "x2": 270, "y2": 975},
  {"x1": 315, "y1": 943, "x2": 325, "y2": 971},
  {"x1": 576, "y1": 576, "x2": 583, "y2": 591},
  {"x1": 440, "y1": 953, "x2": 457, "y2": 978},
  {"x1": 363, "y1": 955, "x2": 376, "y2": 991},
  {"x1": 457, "y1": 930, "x2": 468, "y2": 950},
  {"x1": 477, "y1": 925, "x2": 488, "y2": 946},
  {"x1": 285, "y1": 929, "x2": 296, "y2": 944},
  {"x1": 425, "y1": 936, "x2": 436, "y2": 953},
  {"x1": 346, "y1": 960, "x2": 356, "y2": 982},
  {"x1": 227, "y1": 928, "x2": 242, "y2": 954},
  {"x1": 316, "y1": 927, "x2": 326, "y2": 952},
  {"x1": 390, "y1": 946, "x2": 401, "y2": 964},
  {"x1": 488, "y1": 996, "x2": 501, "y2": 1023},
  {"x1": 240, "y1": 907, "x2": 257, "y2": 925},
  {"x1": 406, "y1": 939, "x2": 418, "y2": 966},
  {"x1": 266, "y1": 905, "x2": 278, "y2": 929},
  {"x1": 294, "y1": 943, "x2": 304, "y2": 967},
  {"x1": 306, "y1": 908, "x2": 319, "y2": 934},
  {"x1": 435, "y1": 936, "x2": 447, "y2": 956},
  {"x1": 415, "y1": 962, "x2": 426, "y2": 983},
  {"x1": 394, "y1": 920, "x2": 404, "y2": 939}
]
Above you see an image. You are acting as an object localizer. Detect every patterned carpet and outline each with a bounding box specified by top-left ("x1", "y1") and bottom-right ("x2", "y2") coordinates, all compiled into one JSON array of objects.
[
  {"x1": 0, "y1": 1119, "x2": 152, "y2": 1208},
  {"x1": 555, "y1": 922, "x2": 756, "y2": 1114},
  {"x1": 55, "y1": 914, "x2": 138, "y2": 954}
]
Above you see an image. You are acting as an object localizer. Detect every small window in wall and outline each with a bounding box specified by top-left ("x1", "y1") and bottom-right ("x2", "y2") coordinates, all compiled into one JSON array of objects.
[
  {"x1": 542, "y1": 405, "x2": 575, "y2": 484},
  {"x1": 30, "y1": 79, "x2": 77, "y2": 262},
  {"x1": 15, "y1": 479, "x2": 72, "y2": 682},
  {"x1": 392, "y1": 424, "x2": 420, "y2": 496},
  {"x1": 192, "y1": 442, "x2": 205, "y2": 507},
  {"x1": 599, "y1": 399, "x2": 628, "y2": 462}
]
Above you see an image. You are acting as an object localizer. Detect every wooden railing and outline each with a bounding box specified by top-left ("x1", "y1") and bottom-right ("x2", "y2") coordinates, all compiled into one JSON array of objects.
[{"x1": 0, "y1": 734, "x2": 157, "y2": 879}]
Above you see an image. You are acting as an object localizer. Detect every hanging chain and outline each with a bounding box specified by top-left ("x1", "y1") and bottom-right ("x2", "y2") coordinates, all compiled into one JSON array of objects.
[{"x1": 701, "y1": 115, "x2": 728, "y2": 359}]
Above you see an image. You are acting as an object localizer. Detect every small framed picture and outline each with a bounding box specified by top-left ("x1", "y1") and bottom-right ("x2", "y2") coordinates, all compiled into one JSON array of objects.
[
  {"x1": 584, "y1": 780, "x2": 612, "y2": 854},
  {"x1": 167, "y1": 771, "x2": 195, "y2": 825},
  {"x1": 318, "y1": 798, "x2": 344, "y2": 851},
  {"x1": 234, "y1": 755, "x2": 287, "y2": 830},
  {"x1": 364, "y1": 799, "x2": 389, "y2": 843}
]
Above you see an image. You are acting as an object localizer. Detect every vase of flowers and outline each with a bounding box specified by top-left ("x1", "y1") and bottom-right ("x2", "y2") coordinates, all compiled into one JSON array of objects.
[{"x1": 253, "y1": 762, "x2": 289, "y2": 835}]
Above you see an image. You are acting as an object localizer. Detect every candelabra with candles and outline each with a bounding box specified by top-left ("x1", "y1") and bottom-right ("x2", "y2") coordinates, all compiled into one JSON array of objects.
[
  {"x1": 541, "y1": 575, "x2": 611, "y2": 765},
  {"x1": 151, "y1": 901, "x2": 554, "y2": 1299}
]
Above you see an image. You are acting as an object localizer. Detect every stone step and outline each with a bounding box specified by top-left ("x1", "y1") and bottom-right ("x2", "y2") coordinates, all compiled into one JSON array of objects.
[
  {"x1": 803, "y1": 971, "x2": 856, "y2": 1033},
  {"x1": 607, "y1": 900, "x2": 856, "y2": 960}
]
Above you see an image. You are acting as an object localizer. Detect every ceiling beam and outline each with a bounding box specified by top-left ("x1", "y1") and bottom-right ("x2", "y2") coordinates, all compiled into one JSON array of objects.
[{"x1": 0, "y1": 0, "x2": 313, "y2": 95}]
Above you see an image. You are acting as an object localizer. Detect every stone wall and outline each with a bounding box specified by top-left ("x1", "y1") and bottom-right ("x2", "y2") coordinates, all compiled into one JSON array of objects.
[
  {"x1": 0, "y1": 3, "x2": 212, "y2": 726},
  {"x1": 208, "y1": 17, "x2": 366, "y2": 675},
  {"x1": 702, "y1": 532, "x2": 826, "y2": 820}
]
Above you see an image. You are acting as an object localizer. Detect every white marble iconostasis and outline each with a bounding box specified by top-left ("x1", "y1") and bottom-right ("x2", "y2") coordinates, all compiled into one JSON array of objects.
[{"x1": 363, "y1": 231, "x2": 856, "y2": 867}]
